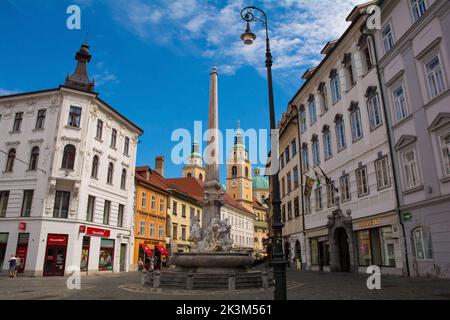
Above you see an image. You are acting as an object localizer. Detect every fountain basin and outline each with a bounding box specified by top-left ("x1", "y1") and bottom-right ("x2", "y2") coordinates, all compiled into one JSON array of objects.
[{"x1": 169, "y1": 252, "x2": 255, "y2": 272}]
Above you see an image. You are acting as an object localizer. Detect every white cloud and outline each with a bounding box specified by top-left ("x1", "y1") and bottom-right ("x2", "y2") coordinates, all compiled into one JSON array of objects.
[
  {"x1": 0, "y1": 88, "x2": 18, "y2": 96},
  {"x1": 108, "y1": 0, "x2": 367, "y2": 92}
]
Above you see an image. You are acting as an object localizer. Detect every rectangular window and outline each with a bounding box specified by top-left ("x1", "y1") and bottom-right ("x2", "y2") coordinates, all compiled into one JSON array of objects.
[
  {"x1": 356, "y1": 166, "x2": 370, "y2": 197},
  {"x1": 159, "y1": 225, "x2": 164, "y2": 239},
  {"x1": 182, "y1": 204, "x2": 186, "y2": 218},
  {"x1": 293, "y1": 166, "x2": 299, "y2": 189},
  {"x1": 140, "y1": 222, "x2": 146, "y2": 236},
  {"x1": 13, "y1": 112, "x2": 23, "y2": 132},
  {"x1": 68, "y1": 106, "x2": 81, "y2": 128},
  {"x1": 124, "y1": 137, "x2": 130, "y2": 155},
  {"x1": 346, "y1": 64, "x2": 355, "y2": 89},
  {"x1": 440, "y1": 132, "x2": 450, "y2": 176},
  {"x1": 21, "y1": 190, "x2": 33, "y2": 217},
  {"x1": 286, "y1": 173, "x2": 292, "y2": 194},
  {"x1": 323, "y1": 131, "x2": 333, "y2": 160},
  {"x1": 287, "y1": 201, "x2": 292, "y2": 220},
  {"x1": 315, "y1": 187, "x2": 323, "y2": 211},
  {"x1": 291, "y1": 139, "x2": 297, "y2": 157},
  {"x1": 173, "y1": 201, "x2": 178, "y2": 215},
  {"x1": 382, "y1": 24, "x2": 395, "y2": 53},
  {"x1": 150, "y1": 223, "x2": 155, "y2": 237},
  {"x1": 53, "y1": 191, "x2": 70, "y2": 218},
  {"x1": 357, "y1": 227, "x2": 395, "y2": 267},
  {"x1": 0, "y1": 191, "x2": 9, "y2": 217},
  {"x1": 351, "y1": 109, "x2": 363, "y2": 141},
  {"x1": 327, "y1": 182, "x2": 336, "y2": 208},
  {"x1": 367, "y1": 94, "x2": 383, "y2": 130},
  {"x1": 96, "y1": 120, "x2": 103, "y2": 140},
  {"x1": 392, "y1": 84, "x2": 409, "y2": 123},
  {"x1": 426, "y1": 55, "x2": 446, "y2": 99},
  {"x1": 172, "y1": 224, "x2": 178, "y2": 240},
  {"x1": 364, "y1": 46, "x2": 373, "y2": 72},
  {"x1": 141, "y1": 192, "x2": 147, "y2": 208},
  {"x1": 336, "y1": 121, "x2": 346, "y2": 151},
  {"x1": 402, "y1": 149, "x2": 421, "y2": 190},
  {"x1": 181, "y1": 225, "x2": 186, "y2": 241},
  {"x1": 375, "y1": 156, "x2": 391, "y2": 190},
  {"x1": 331, "y1": 76, "x2": 341, "y2": 104},
  {"x1": 410, "y1": 0, "x2": 427, "y2": 22},
  {"x1": 312, "y1": 141, "x2": 320, "y2": 167},
  {"x1": 302, "y1": 146, "x2": 309, "y2": 172},
  {"x1": 280, "y1": 153, "x2": 285, "y2": 169},
  {"x1": 151, "y1": 196, "x2": 156, "y2": 210},
  {"x1": 285, "y1": 147, "x2": 290, "y2": 164},
  {"x1": 320, "y1": 88, "x2": 329, "y2": 114},
  {"x1": 281, "y1": 204, "x2": 286, "y2": 222},
  {"x1": 111, "y1": 129, "x2": 117, "y2": 148},
  {"x1": 35, "y1": 109, "x2": 46, "y2": 129},
  {"x1": 294, "y1": 197, "x2": 300, "y2": 217},
  {"x1": 413, "y1": 228, "x2": 433, "y2": 260},
  {"x1": 118, "y1": 204, "x2": 124, "y2": 228},
  {"x1": 300, "y1": 110, "x2": 307, "y2": 133},
  {"x1": 309, "y1": 99, "x2": 317, "y2": 125},
  {"x1": 103, "y1": 200, "x2": 111, "y2": 225},
  {"x1": 281, "y1": 177, "x2": 286, "y2": 198},
  {"x1": 340, "y1": 175, "x2": 351, "y2": 202},
  {"x1": 190, "y1": 207, "x2": 195, "y2": 219},
  {"x1": 160, "y1": 199, "x2": 164, "y2": 212},
  {"x1": 87, "y1": 195, "x2": 95, "y2": 222}
]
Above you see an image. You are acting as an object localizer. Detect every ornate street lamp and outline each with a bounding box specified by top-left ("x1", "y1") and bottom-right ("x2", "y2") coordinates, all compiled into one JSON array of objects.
[{"x1": 240, "y1": 6, "x2": 287, "y2": 300}]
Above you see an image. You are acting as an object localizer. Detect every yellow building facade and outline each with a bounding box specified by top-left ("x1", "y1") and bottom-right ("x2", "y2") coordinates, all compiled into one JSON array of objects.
[{"x1": 133, "y1": 167, "x2": 169, "y2": 267}]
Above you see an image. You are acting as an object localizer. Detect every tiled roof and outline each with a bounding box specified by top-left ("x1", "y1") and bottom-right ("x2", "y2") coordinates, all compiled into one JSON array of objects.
[{"x1": 135, "y1": 166, "x2": 170, "y2": 193}]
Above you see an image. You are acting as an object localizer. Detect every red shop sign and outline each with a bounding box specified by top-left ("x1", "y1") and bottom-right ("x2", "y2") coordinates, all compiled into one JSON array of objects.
[
  {"x1": 18, "y1": 222, "x2": 26, "y2": 232},
  {"x1": 86, "y1": 227, "x2": 110, "y2": 238},
  {"x1": 79, "y1": 225, "x2": 86, "y2": 233},
  {"x1": 47, "y1": 234, "x2": 68, "y2": 246}
]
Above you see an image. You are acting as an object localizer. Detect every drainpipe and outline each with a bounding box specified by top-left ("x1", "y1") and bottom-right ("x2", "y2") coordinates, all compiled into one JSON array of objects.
[{"x1": 363, "y1": 29, "x2": 411, "y2": 277}]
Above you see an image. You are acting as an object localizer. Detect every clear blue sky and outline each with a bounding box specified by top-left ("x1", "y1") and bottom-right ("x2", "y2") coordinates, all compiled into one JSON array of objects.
[{"x1": 0, "y1": 0, "x2": 361, "y2": 181}]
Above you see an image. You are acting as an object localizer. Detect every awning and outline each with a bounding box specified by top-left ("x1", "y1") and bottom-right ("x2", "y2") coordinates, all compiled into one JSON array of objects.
[
  {"x1": 140, "y1": 244, "x2": 154, "y2": 256},
  {"x1": 155, "y1": 245, "x2": 170, "y2": 256}
]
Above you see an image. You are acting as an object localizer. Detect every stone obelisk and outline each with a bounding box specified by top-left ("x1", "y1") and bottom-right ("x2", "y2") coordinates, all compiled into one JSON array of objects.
[{"x1": 202, "y1": 66, "x2": 223, "y2": 229}]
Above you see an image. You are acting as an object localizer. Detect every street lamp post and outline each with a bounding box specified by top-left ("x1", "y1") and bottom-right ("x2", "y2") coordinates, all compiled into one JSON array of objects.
[{"x1": 240, "y1": 6, "x2": 287, "y2": 300}]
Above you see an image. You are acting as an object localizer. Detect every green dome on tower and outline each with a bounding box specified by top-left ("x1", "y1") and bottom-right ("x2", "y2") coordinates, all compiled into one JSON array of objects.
[{"x1": 252, "y1": 168, "x2": 269, "y2": 191}]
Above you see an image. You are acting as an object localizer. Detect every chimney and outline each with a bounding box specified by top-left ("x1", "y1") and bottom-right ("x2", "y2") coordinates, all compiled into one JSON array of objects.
[{"x1": 155, "y1": 156, "x2": 165, "y2": 177}]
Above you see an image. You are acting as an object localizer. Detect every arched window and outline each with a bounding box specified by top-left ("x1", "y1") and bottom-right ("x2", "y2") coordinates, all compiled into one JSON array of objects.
[
  {"x1": 245, "y1": 167, "x2": 249, "y2": 179},
  {"x1": 121, "y1": 169, "x2": 127, "y2": 190},
  {"x1": 107, "y1": 163, "x2": 114, "y2": 185},
  {"x1": 199, "y1": 173, "x2": 203, "y2": 181},
  {"x1": 254, "y1": 237, "x2": 259, "y2": 243},
  {"x1": 91, "y1": 156, "x2": 99, "y2": 179},
  {"x1": 61, "y1": 145, "x2": 76, "y2": 170},
  {"x1": 29, "y1": 147, "x2": 40, "y2": 171},
  {"x1": 413, "y1": 227, "x2": 433, "y2": 261},
  {"x1": 5, "y1": 149, "x2": 16, "y2": 172},
  {"x1": 232, "y1": 166, "x2": 237, "y2": 178},
  {"x1": 187, "y1": 173, "x2": 192, "y2": 178}
]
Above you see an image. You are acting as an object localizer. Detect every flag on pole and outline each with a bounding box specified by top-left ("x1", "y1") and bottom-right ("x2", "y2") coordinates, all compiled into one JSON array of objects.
[
  {"x1": 304, "y1": 176, "x2": 315, "y2": 197},
  {"x1": 314, "y1": 170, "x2": 322, "y2": 188}
]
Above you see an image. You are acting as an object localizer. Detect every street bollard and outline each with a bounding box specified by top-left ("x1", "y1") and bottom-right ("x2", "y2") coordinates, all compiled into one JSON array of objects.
[{"x1": 153, "y1": 270, "x2": 161, "y2": 289}]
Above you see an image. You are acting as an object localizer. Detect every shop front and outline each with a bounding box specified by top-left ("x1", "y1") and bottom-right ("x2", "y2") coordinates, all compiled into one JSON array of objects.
[
  {"x1": 15, "y1": 233, "x2": 29, "y2": 274},
  {"x1": 306, "y1": 228, "x2": 331, "y2": 272},
  {"x1": 99, "y1": 238, "x2": 114, "y2": 271},
  {"x1": 43, "y1": 234, "x2": 69, "y2": 277},
  {"x1": 80, "y1": 236, "x2": 90, "y2": 272},
  {"x1": 353, "y1": 213, "x2": 401, "y2": 274},
  {"x1": 134, "y1": 239, "x2": 166, "y2": 270},
  {"x1": 0, "y1": 233, "x2": 8, "y2": 271}
]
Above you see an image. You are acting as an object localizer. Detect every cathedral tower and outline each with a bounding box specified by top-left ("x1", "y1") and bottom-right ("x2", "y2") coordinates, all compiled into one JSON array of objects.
[
  {"x1": 182, "y1": 141, "x2": 206, "y2": 181},
  {"x1": 226, "y1": 122, "x2": 253, "y2": 211}
]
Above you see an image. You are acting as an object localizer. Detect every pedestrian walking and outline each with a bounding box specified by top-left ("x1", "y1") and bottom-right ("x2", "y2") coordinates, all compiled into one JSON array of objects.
[
  {"x1": 138, "y1": 257, "x2": 144, "y2": 272},
  {"x1": 149, "y1": 256, "x2": 155, "y2": 272},
  {"x1": 15, "y1": 255, "x2": 22, "y2": 277},
  {"x1": 8, "y1": 255, "x2": 16, "y2": 278}
]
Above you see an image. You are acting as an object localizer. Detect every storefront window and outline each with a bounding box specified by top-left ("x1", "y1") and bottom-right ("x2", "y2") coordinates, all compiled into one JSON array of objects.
[
  {"x1": 357, "y1": 230, "x2": 372, "y2": 266},
  {"x1": 311, "y1": 239, "x2": 319, "y2": 266},
  {"x1": 99, "y1": 239, "x2": 114, "y2": 271},
  {"x1": 0, "y1": 233, "x2": 8, "y2": 268},
  {"x1": 80, "y1": 236, "x2": 90, "y2": 272},
  {"x1": 357, "y1": 227, "x2": 396, "y2": 267}
]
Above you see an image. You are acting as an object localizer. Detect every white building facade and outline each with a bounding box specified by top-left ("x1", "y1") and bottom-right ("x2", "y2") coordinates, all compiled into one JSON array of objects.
[
  {"x1": 285, "y1": 3, "x2": 405, "y2": 275},
  {"x1": 221, "y1": 204, "x2": 254, "y2": 250},
  {"x1": 375, "y1": 0, "x2": 450, "y2": 278},
  {"x1": 0, "y1": 44, "x2": 143, "y2": 276}
]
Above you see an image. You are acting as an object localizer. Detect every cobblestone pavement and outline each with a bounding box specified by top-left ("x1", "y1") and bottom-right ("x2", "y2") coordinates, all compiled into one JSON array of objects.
[{"x1": 1, "y1": 269, "x2": 450, "y2": 300}]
